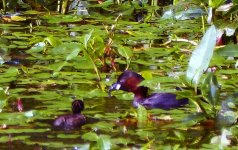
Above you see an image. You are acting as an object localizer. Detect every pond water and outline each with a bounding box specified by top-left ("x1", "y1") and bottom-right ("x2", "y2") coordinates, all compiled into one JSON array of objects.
[{"x1": 0, "y1": 10, "x2": 237, "y2": 149}]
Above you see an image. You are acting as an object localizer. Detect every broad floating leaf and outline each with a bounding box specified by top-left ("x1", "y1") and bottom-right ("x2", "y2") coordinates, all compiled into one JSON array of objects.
[
  {"x1": 11, "y1": 16, "x2": 26, "y2": 21},
  {"x1": 0, "y1": 67, "x2": 19, "y2": 83},
  {"x1": 50, "y1": 43, "x2": 82, "y2": 60},
  {"x1": 57, "y1": 134, "x2": 80, "y2": 139},
  {"x1": 27, "y1": 42, "x2": 46, "y2": 53},
  {"x1": 186, "y1": 25, "x2": 217, "y2": 85},
  {"x1": 41, "y1": 15, "x2": 83, "y2": 23},
  {"x1": 0, "y1": 89, "x2": 7, "y2": 111},
  {"x1": 82, "y1": 132, "x2": 99, "y2": 141},
  {"x1": 83, "y1": 121, "x2": 114, "y2": 131}
]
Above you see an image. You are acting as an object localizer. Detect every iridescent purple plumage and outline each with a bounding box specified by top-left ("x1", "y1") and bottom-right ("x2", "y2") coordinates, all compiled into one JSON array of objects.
[{"x1": 109, "y1": 70, "x2": 188, "y2": 110}]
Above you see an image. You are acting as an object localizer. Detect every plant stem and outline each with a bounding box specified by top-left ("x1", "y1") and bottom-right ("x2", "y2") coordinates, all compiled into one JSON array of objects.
[
  {"x1": 202, "y1": 16, "x2": 205, "y2": 33},
  {"x1": 62, "y1": 0, "x2": 69, "y2": 14},
  {"x1": 2, "y1": 0, "x2": 6, "y2": 14},
  {"x1": 84, "y1": 51, "x2": 101, "y2": 81}
]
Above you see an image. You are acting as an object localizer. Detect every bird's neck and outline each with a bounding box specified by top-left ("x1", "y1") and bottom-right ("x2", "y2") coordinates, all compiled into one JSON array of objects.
[{"x1": 133, "y1": 86, "x2": 148, "y2": 101}]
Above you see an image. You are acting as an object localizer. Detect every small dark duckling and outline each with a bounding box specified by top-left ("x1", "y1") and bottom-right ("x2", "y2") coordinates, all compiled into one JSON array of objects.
[
  {"x1": 53, "y1": 100, "x2": 86, "y2": 129},
  {"x1": 108, "y1": 70, "x2": 188, "y2": 110}
]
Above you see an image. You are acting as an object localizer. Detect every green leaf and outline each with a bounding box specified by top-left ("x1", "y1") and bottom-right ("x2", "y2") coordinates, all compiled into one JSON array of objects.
[
  {"x1": 66, "y1": 47, "x2": 81, "y2": 61},
  {"x1": 44, "y1": 36, "x2": 62, "y2": 47},
  {"x1": 144, "y1": 47, "x2": 174, "y2": 57},
  {"x1": 82, "y1": 132, "x2": 99, "y2": 141},
  {"x1": 91, "y1": 35, "x2": 105, "y2": 57},
  {"x1": 0, "y1": 67, "x2": 19, "y2": 83},
  {"x1": 216, "y1": 44, "x2": 238, "y2": 57},
  {"x1": 136, "y1": 130, "x2": 154, "y2": 140},
  {"x1": 0, "y1": 128, "x2": 48, "y2": 134},
  {"x1": 57, "y1": 134, "x2": 80, "y2": 139},
  {"x1": 83, "y1": 121, "x2": 114, "y2": 131},
  {"x1": 97, "y1": 135, "x2": 111, "y2": 150},
  {"x1": 86, "y1": 89, "x2": 108, "y2": 98},
  {"x1": 186, "y1": 25, "x2": 216, "y2": 85},
  {"x1": 84, "y1": 30, "x2": 93, "y2": 49},
  {"x1": 41, "y1": 15, "x2": 83, "y2": 24},
  {"x1": 49, "y1": 61, "x2": 68, "y2": 73},
  {"x1": 51, "y1": 43, "x2": 82, "y2": 56},
  {"x1": 139, "y1": 76, "x2": 180, "y2": 91},
  {"x1": 116, "y1": 45, "x2": 133, "y2": 60},
  {"x1": 27, "y1": 42, "x2": 45, "y2": 54},
  {"x1": 234, "y1": 0, "x2": 238, "y2": 4},
  {"x1": 111, "y1": 138, "x2": 133, "y2": 146},
  {"x1": 201, "y1": 72, "x2": 220, "y2": 106},
  {"x1": 84, "y1": 52, "x2": 101, "y2": 80},
  {"x1": 137, "y1": 104, "x2": 148, "y2": 127},
  {"x1": 141, "y1": 70, "x2": 153, "y2": 80},
  {"x1": 0, "y1": 135, "x2": 30, "y2": 143},
  {"x1": 0, "y1": 89, "x2": 7, "y2": 110},
  {"x1": 174, "y1": 131, "x2": 185, "y2": 141},
  {"x1": 209, "y1": 0, "x2": 225, "y2": 8},
  {"x1": 5, "y1": 67, "x2": 19, "y2": 76}
]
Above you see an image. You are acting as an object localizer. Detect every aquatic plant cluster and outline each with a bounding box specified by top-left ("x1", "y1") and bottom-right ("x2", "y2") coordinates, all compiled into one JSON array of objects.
[{"x1": 0, "y1": 0, "x2": 238, "y2": 149}]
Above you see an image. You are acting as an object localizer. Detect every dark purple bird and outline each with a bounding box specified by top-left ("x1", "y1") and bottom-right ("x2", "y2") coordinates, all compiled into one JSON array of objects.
[
  {"x1": 108, "y1": 70, "x2": 188, "y2": 110},
  {"x1": 53, "y1": 100, "x2": 86, "y2": 129}
]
